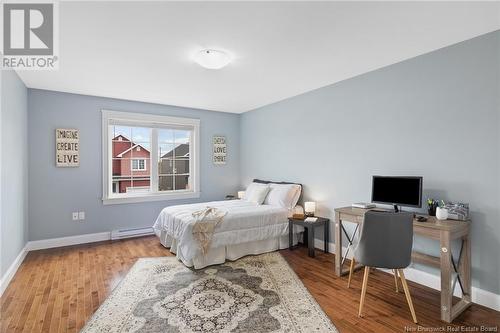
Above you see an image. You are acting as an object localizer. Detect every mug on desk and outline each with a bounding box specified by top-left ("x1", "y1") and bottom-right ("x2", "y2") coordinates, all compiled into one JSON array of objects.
[{"x1": 436, "y1": 207, "x2": 449, "y2": 220}]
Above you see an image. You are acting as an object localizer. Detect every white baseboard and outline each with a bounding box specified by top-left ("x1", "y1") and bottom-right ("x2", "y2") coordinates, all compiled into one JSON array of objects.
[
  {"x1": 470, "y1": 286, "x2": 500, "y2": 311},
  {"x1": 0, "y1": 244, "x2": 28, "y2": 297},
  {"x1": 27, "y1": 231, "x2": 111, "y2": 251},
  {"x1": 313, "y1": 238, "x2": 500, "y2": 311}
]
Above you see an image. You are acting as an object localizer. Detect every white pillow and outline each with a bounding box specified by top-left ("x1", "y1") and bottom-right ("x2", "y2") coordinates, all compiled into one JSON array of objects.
[
  {"x1": 264, "y1": 183, "x2": 301, "y2": 209},
  {"x1": 244, "y1": 183, "x2": 270, "y2": 205}
]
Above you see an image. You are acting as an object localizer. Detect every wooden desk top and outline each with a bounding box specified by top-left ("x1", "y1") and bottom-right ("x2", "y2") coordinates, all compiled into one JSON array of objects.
[{"x1": 334, "y1": 206, "x2": 470, "y2": 233}]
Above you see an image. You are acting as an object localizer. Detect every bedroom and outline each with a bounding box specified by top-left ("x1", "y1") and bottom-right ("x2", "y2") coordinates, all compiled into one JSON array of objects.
[{"x1": 1, "y1": 1, "x2": 499, "y2": 332}]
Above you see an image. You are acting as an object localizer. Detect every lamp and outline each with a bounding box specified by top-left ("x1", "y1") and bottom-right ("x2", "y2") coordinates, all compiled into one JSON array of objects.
[
  {"x1": 237, "y1": 191, "x2": 245, "y2": 199},
  {"x1": 193, "y1": 49, "x2": 231, "y2": 69},
  {"x1": 304, "y1": 202, "x2": 316, "y2": 217}
]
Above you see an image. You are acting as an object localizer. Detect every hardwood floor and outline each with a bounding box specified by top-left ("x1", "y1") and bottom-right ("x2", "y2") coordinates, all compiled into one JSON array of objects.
[
  {"x1": 282, "y1": 248, "x2": 499, "y2": 332},
  {"x1": 1, "y1": 236, "x2": 498, "y2": 332}
]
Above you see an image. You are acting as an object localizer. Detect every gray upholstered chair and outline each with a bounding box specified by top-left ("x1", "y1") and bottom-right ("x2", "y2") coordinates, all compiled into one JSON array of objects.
[{"x1": 347, "y1": 210, "x2": 417, "y2": 323}]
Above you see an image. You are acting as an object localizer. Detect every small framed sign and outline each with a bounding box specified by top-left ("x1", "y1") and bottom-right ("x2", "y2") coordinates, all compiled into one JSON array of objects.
[
  {"x1": 56, "y1": 128, "x2": 79, "y2": 167},
  {"x1": 213, "y1": 135, "x2": 226, "y2": 165}
]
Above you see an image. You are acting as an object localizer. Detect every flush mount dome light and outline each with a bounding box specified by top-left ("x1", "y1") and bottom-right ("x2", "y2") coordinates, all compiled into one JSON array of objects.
[{"x1": 193, "y1": 49, "x2": 231, "y2": 69}]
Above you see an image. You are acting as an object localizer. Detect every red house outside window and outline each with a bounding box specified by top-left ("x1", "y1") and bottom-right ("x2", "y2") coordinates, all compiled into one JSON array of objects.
[{"x1": 112, "y1": 134, "x2": 151, "y2": 193}]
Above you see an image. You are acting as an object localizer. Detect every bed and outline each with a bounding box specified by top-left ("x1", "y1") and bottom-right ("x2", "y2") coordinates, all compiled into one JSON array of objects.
[{"x1": 153, "y1": 180, "x2": 304, "y2": 269}]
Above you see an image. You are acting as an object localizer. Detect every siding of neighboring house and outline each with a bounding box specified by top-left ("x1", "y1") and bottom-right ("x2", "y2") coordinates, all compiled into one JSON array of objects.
[
  {"x1": 112, "y1": 135, "x2": 131, "y2": 177},
  {"x1": 112, "y1": 135, "x2": 151, "y2": 193},
  {"x1": 118, "y1": 146, "x2": 150, "y2": 193},
  {"x1": 159, "y1": 143, "x2": 190, "y2": 191},
  {"x1": 118, "y1": 146, "x2": 150, "y2": 177}
]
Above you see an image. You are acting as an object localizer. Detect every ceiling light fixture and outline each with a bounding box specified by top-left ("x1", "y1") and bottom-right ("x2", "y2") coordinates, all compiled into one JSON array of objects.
[{"x1": 193, "y1": 49, "x2": 231, "y2": 69}]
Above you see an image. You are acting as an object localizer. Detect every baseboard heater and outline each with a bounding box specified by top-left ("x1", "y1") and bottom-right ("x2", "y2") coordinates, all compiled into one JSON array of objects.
[{"x1": 111, "y1": 227, "x2": 154, "y2": 240}]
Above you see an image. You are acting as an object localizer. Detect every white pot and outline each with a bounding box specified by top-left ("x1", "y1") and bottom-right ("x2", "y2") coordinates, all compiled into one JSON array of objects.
[{"x1": 436, "y1": 207, "x2": 449, "y2": 220}]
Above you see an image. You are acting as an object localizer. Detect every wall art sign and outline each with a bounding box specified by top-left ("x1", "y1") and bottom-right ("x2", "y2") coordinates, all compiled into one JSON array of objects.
[
  {"x1": 213, "y1": 135, "x2": 227, "y2": 165},
  {"x1": 56, "y1": 128, "x2": 79, "y2": 167}
]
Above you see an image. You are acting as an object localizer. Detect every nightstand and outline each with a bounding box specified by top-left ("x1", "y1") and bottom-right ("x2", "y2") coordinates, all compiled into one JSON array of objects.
[{"x1": 288, "y1": 216, "x2": 329, "y2": 257}]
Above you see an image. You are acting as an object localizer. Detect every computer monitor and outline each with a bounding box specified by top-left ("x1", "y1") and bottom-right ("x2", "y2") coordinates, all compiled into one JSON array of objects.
[{"x1": 371, "y1": 176, "x2": 423, "y2": 212}]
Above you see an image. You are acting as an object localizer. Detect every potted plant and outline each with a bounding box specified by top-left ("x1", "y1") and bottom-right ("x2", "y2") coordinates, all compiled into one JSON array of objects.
[
  {"x1": 436, "y1": 200, "x2": 449, "y2": 220},
  {"x1": 427, "y1": 198, "x2": 438, "y2": 216}
]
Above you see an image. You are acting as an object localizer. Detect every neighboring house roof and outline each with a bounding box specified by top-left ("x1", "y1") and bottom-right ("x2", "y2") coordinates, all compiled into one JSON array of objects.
[
  {"x1": 113, "y1": 135, "x2": 129, "y2": 142},
  {"x1": 161, "y1": 144, "x2": 189, "y2": 158},
  {"x1": 112, "y1": 135, "x2": 150, "y2": 158},
  {"x1": 116, "y1": 144, "x2": 150, "y2": 158}
]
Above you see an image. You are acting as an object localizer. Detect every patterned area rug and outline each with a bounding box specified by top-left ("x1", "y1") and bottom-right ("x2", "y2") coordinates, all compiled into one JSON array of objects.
[{"x1": 81, "y1": 252, "x2": 338, "y2": 332}]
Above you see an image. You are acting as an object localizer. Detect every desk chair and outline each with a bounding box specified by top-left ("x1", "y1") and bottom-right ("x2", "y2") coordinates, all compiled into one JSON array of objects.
[{"x1": 347, "y1": 211, "x2": 417, "y2": 323}]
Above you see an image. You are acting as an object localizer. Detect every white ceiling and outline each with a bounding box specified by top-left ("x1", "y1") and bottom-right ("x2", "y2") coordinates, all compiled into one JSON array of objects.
[{"x1": 16, "y1": 1, "x2": 500, "y2": 113}]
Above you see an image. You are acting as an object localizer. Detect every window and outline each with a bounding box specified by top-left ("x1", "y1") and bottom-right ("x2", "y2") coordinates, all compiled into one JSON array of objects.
[
  {"x1": 131, "y1": 159, "x2": 146, "y2": 171},
  {"x1": 102, "y1": 110, "x2": 200, "y2": 204}
]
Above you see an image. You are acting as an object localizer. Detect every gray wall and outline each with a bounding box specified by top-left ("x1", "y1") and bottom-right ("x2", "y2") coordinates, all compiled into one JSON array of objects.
[
  {"x1": 28, "y1": 90, "x2": 240, "y2": 241},
  {"x1": 1, "y1": 71, "x2": 28, "y2": 277},
  {"x1": 241, "y1": 31, "x2": 500, "y2": 294}
]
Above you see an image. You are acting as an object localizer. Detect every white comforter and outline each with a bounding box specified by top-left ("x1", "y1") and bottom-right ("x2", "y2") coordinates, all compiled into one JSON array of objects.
[{"x1": 153, "y1": 200, "x2": 291, "y2": 262}]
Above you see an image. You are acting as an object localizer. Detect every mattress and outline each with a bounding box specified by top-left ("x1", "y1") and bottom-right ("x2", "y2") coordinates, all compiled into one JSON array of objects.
[{"x1": 152, "y1": 199, "x2": 295, "y2": 263}]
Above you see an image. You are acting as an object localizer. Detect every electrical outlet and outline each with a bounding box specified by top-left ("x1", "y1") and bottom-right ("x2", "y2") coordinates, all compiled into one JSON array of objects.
[
  {"x1": 72, "y1": 212, "x2": 79, "y2": 221},
  {"x1": 78, "y1": 211, "x2": 85, "y2": 220}
]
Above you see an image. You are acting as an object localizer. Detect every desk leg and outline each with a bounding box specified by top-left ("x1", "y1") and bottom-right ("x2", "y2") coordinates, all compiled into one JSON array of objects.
[
  {"x1": 440, "y1": 231, "x2": 452, "y2": 322},
  {"x1": 324, "y1": 221, "x2": 329, "y2": 253},
  {"x1": 308, "y1": 226, "x2": 315, "y2": 257},
  {"x1": 335, "y1": 212, "x2": 342, "y2": 276},
  {"x1": 459, "y1": 233, "x2": 472, "y2": 301},
  {"x1": 288, "y1": 220, "x2": 293, "y2": 249}
]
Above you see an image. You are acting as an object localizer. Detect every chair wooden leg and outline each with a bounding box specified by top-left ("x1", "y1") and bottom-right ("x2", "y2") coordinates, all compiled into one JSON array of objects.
[
  {"x1": 393, "y1": 269, "x2": 399, "y2": 293},
  {"x1": 347, "y1": 258, "x2": 355, "y2": 288},
  {"x1": 398, "y1": 269, "x2": 418, "y2": 324},
  {"x1": 358, "y1": 266, "x2": 370, "y2": 317}
]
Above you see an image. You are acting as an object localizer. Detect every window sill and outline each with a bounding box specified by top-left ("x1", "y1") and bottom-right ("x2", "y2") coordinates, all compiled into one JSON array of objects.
[{"x1": 102, "y1": 191, "x2": 200, "y2": 205}]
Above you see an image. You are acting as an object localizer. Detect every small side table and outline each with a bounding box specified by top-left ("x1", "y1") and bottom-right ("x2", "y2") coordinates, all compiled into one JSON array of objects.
[{"x1": 288, "y1": 216, "x2": 329, "y2": 257}]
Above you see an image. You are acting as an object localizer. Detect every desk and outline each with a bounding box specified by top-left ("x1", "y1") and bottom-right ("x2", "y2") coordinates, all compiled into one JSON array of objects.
[{"x1": 334, "y1": 207, "x2": 471, "y2": 323}]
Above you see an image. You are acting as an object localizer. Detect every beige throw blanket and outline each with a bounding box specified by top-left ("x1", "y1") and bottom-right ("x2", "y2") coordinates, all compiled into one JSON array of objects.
[{"x1": 192, "y1": 207, "x2": 227, "y2": 254}]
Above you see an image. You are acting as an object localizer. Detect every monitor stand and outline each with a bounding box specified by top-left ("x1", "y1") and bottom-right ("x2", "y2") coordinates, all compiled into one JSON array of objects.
[{"x1": 393, "y1": 205, "x2": 400, "y2": 213}]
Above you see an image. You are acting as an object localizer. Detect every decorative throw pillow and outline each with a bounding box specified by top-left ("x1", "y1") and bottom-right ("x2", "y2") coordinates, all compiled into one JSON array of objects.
[
  {"x1": 244, "y1": 183, "x2": 270, "y2": 205},
  {"x1": 264, "y1": 183, "x2": 301, "y2": 209}
]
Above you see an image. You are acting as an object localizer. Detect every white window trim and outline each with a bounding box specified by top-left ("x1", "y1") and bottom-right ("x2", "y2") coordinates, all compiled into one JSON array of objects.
[
  {"x1": 126, "y1": 186, "x2": 151, "y2": 193},
  {"x1": 131, "y1": 159, "x2": 147, "y2": 171},
  {"x1": 102, "y1": 109, "x2": 200, "y2": 205}
]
